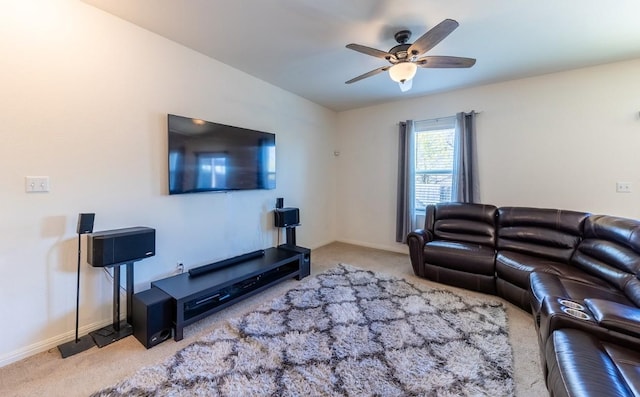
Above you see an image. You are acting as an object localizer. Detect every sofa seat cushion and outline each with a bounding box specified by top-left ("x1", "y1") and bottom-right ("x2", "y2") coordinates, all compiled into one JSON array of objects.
[
  {"x1": 496, "y1": 250, "x2": 586, "y2": 290},
  {"x1": 424, "y1": 240, "x2": 496, "y2": 276},
  {"x1": 546, "y1": 328, "x2": 640, "y2": 397},
  {"x1": 530, "y1": 271, "x2": 630, "y2": 314},
  {"x1": 584, "y1": 299, "x2": 640, "y2": 339}
]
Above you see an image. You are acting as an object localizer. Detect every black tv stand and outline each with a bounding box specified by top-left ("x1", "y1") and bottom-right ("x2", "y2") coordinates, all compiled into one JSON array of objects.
[{"x1": 151, "y1": 246, "x2": 310, "y2": 341}]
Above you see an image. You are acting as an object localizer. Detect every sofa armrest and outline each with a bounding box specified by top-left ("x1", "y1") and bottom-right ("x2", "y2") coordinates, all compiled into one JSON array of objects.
[
  {"x1": 584, "y1": 298, "x2": 640, "y2": 338},
  {"x1": 408, "y1": 228, "x2": 433, "y2": 243},
  {"x1": 406, "y1": 229, "x2": 433, "y2": 277}
]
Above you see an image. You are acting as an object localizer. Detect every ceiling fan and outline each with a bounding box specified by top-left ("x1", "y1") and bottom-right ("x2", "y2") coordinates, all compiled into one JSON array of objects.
[{"x1": 345, "y1": 19, "x2": 476, "y2": 92}]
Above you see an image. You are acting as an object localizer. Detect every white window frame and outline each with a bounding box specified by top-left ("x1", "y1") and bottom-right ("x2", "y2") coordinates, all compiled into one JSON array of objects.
[{"x1": 413, "y1": 116, "x2": 456, "y2": 223}]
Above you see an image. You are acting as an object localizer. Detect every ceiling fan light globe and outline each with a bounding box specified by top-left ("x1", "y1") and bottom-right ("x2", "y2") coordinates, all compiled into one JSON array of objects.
[
  {"x1": 389, "y1": 62, "x2": 417, "y2": 83},
  {"x1": 398, "y1": 79, "x2": 413, "y2": 92}
]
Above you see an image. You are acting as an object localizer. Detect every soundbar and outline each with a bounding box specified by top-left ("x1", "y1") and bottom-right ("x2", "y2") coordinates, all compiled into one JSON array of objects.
[{"x1": 188, "y1": 249, "x2": 265, "y2": 277}]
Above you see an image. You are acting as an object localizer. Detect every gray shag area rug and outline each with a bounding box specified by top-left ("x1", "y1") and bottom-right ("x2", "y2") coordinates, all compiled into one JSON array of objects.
[{"x1": 92, "y1": 264, "x2": 514, "y2": 396}]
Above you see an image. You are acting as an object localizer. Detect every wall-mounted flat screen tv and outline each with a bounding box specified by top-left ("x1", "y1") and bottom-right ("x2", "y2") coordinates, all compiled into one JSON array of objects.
[{"x1": 168, "y1": 114, "x2": 276, "y2": 194}]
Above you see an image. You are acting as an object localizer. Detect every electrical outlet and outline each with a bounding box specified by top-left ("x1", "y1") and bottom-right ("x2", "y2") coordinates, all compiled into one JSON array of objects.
[
  {"x1": 616, "y1": 182, "x2": 632, "y2": 193},
  {"x1": 177, "y1": 263, "x2": 184, "y2": 273}
]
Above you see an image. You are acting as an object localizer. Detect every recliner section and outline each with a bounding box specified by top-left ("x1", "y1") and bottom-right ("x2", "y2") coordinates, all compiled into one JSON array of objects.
[
  {"x1": 406, "y1": 202, "x2": 640, "y2": 396},
  {"x1": 546, "y1": 328, "x2": 640, "y2": 397},
  {"x1": 408, "y1": 203, "x2": 498, "y2": 294},
  {"x1": 495, "y1": 207, "x2": 588, "y2": 310}
]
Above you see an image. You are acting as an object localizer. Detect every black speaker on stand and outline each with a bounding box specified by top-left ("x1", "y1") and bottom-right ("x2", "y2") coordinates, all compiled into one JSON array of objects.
[
  {"x1": 87, "y1": 227, "x2": 156, "y2": 348},
  {"x1": 58, "y1": 213, "x2": 96, "y2": 358},
  {"x1": 273, "y1": 199, "x2": 311, "y2": 279},
  {"x1": 274, "y1": 198, "x2": 301, "y2": 246}
]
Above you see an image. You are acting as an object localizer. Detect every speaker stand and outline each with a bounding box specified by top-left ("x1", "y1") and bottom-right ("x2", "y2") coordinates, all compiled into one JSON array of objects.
[
  {"x1": 90, "y1": 262, "x2": 135, "y2": 347},
  {"x1": 90, "y1": 321, "x2": 133, "y2": 348},
  {"x1": 58, "y1": 334, "x2": 95, "y2": 358},
  {"x1": 285, "y1": 226, "x2": 297, "y2": 247},
  {"x1": 57, "y1": 232, "x2": 96, "y2": 358}
]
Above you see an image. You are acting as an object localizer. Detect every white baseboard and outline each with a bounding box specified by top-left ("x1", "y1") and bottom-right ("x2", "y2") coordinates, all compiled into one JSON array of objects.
[
  {"x1": 307, "y1": 239, "x2": 337, "y2": 250},
  {"x1": 334, "y1": 239, "x2": 409, "y2": 254},
  {"x1": 0, "y1": 317, "x2": 121, "y2": 368}
]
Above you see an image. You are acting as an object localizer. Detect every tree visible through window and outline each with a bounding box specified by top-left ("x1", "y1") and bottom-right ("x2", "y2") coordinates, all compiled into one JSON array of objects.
[{"x1": 414, "y1": 118, "x2": 455, "y2": 212}]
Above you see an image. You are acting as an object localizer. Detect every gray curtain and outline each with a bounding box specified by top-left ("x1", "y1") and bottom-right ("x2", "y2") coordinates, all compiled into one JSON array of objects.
[
  {"x1": 451, "y1": 111, "x2": 478, "y2": 202},
  {"x1": 395, "y1": 120, "x2": 415, "y2": 243}
]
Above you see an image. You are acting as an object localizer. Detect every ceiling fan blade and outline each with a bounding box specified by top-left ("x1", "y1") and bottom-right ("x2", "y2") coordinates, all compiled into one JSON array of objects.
[
  {"x1": 345, "y1": 66, "x2": 390, "y2": 84},
  {"x1": 417, "y1": 56, "x2": 476, "y2": 68},
  {"x1": 407, "y1": 19, "x2": 459, "y2": 56},
  {"x1": 346, "y1": 43, "x2": 395, "y2": 61}
]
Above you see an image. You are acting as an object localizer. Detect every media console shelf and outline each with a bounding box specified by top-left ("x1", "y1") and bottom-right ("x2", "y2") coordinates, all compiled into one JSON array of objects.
[{"x1": 151, "y1": 246, "x2": 310, "y2": 341}]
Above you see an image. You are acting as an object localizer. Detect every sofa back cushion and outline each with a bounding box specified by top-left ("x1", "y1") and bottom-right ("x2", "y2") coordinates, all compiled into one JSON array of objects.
[
  {"x1": 426, "y1": 203, "x2": 498, "y2": 246},
  {"x1": 497, "y1": 207, "x2": 588, "y2": 262},
  {"x1": 572, "y1": 215, "x2": 640, "y2": 305}
]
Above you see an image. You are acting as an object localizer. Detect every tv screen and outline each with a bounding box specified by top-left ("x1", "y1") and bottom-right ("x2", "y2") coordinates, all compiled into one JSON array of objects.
[{"x1": 167, "y1": 114, "x2": 276, "y2": 194}]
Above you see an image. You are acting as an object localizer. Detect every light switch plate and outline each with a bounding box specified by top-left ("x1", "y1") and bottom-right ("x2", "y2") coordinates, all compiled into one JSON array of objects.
[{"x1": 25, "y1": 176, "x2": 50, "y2": 193}]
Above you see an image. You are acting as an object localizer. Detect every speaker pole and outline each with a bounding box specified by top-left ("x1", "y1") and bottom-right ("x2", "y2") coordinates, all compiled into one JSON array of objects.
[
  {"x1": 57, "y1": 214, "x2": 96, "y2": 358},
  {"x1": 285, "y1": 226, "x2": 297, "y2": 247},
  {"x1": 89, "y1": 261, "x2": 134, "y2": 347},
  {"x1": 113, "y1": 266, "x2": 121, "y2": 332},
  {"x1": 126, "y1": 262, "x2": 134, "y2": 324}
]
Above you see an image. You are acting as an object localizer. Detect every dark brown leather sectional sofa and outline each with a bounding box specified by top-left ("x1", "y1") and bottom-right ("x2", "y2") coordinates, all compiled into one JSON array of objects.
[{"x1": 407, "y1": 202, "x2": 640, "y2": 397}]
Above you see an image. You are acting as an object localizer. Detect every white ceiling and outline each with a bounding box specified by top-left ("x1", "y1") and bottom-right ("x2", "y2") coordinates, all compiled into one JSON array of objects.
[{"x1": 82, "y1": 0, "x2": 640, "y2": 111}]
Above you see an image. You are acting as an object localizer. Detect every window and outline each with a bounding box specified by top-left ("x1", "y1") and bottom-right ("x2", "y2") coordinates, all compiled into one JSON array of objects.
[
  {"x1": 414, "y1": 117, "x2": 456, "y2": 213},
  {"x1": 196, "y1": 153, "x2": 227, "y2": 189},
  {"x1": 397, "y1": 112, "x2": 476, "y2": 243}
]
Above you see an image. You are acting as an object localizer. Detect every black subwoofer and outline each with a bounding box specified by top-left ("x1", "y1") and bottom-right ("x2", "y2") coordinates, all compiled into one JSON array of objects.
[
  {"x1": 87, "y1": 227, "x2": 155, "y2": 267},
  {"x1": 132, "y1": 287, "x2": 174, "y2": 349}
]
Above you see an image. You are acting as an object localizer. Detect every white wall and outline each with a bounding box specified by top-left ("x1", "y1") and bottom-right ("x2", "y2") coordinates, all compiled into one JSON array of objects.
[
  {"x1": 336, "y1": 59, "x2": 640, "y2": 252},
  {"x1": 0, "y1": 0, "x2": 337, "y2": 365}
]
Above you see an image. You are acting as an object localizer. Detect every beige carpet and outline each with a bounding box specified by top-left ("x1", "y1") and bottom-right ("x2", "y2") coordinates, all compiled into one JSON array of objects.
[{"x1": 0, "y1": 242, "x2": 546, "y2": 396}]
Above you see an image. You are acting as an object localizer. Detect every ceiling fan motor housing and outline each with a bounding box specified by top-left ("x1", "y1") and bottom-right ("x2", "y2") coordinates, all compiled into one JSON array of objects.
[
  {"x1": 389, "y1": 43, "x2": 411, "y2": 62},
  {"x1": 394, "y1": 30, "x2": 412, "y2": 44}
]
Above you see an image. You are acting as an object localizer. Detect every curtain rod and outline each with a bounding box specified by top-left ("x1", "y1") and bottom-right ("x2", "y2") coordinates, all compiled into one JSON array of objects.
[
  {"x1": 431, "y1": 110, "x2": 482, "y2": 120},
  {"x1": 400, "y1": 111, "x2": 483, "y2": 125}
]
